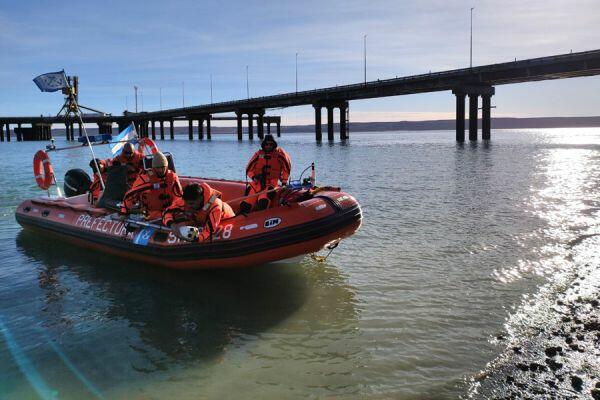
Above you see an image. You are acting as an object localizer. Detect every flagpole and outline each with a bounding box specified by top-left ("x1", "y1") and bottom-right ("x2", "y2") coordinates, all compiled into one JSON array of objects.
[{"x1": 62, "y1": 71, "x2": 106, "y2": 190}]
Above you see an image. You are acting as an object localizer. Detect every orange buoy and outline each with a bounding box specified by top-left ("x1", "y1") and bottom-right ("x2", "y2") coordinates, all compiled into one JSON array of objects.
[
  {"x1": 137, "y1": 137, "x2": 159, "y2": 155},
  {"x1": 33, "y1": 150, "x2": 54, "y2": 190}
]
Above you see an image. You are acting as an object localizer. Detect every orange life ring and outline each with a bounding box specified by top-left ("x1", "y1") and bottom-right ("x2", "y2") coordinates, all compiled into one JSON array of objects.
[
  {"x1": 137, "y1": 137, "x2": 159, "y2": 155},
  {"x1": 33, "y1": 150, "x2": 54, "y2": 190}
]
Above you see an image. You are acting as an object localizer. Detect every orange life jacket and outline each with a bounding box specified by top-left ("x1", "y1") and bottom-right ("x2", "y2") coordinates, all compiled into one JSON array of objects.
[
  {"x1": 162, "y1": 182, "x2": 235, "y2": 241},
  {"x1": 88, "y1": 172, "x2": 107, "y2": 205},
  {"x1": 123, "y1": 170, "x2": 182, "y2": 219},
  {"x1": 110, "y1": 150, "x2": 144, "y2": 186},
  {"x1": 246, "y1": 147, "x2": 291, "y2": 189}
]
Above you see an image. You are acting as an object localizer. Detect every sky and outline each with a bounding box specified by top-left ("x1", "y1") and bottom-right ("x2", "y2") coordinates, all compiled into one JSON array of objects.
[{"x1": 1, "y1": 0, "x2": 600, "y2": 125}]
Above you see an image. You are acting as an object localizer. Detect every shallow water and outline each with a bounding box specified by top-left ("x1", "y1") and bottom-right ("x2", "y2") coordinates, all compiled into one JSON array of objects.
[{"x1": 1, "y1": 129, "x2": 599, "y2": 399}]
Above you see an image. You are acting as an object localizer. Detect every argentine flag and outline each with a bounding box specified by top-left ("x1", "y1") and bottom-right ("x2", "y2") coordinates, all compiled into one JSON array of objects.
[{"x1": 111, "y1": 123, "x2": 138, "y2": 156}]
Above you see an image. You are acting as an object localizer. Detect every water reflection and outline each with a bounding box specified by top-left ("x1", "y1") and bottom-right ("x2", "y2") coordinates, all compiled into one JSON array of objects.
[{"x1": 12, "y1": 230, "x2": 360, "y2": 398}]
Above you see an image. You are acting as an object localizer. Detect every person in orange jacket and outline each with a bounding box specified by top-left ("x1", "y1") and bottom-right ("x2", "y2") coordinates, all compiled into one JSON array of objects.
[
  {"x1": 163, "y1": 182, "x2": 235, "y2": 242},
  {"x1": 240, "y1": 134, "x2": 291, "y2": 213},
  {"x1": 110, "y1": 142, "x2": 144, "y2": 187},
  {"x1": 88, "y1": 158, "x2": 107, "y2": 205},
  {"x1": 122, "y1": 152, "x2": 182, "y2": 220}
]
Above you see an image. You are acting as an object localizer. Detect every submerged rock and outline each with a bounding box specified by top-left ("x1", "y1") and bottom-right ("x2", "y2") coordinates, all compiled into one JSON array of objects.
[
  {"x1": 546, "y1": 358, "x2": 563, "y2": 372},
  {"x1": 571, "y1": 375, "x2": 583, "y2": 392},
  {"x1": 544, "y1": 346, "x2": 562, "y2": 357}
]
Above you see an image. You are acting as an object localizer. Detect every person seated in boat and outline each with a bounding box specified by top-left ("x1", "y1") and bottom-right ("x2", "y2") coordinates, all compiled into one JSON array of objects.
[
  {"x1": 122, "y1": 152, "x2": 182, "y2": 220},
  {"x1": 88, "y1": 158, "x2": 107, "y2": 205},
  {"x1": 109, "y1": 142, "x2": 143, "y2": 187},
  {"x1": 163, "y1": 183, "x2": 235, "y2": 242},
  {"x1": 240, "y1": 134, "x2": 292, "y2": 213}
]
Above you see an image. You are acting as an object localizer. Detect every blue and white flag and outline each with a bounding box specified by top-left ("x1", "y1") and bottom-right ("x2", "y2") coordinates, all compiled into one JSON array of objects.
[
  {"x1": 33, "y1": 70, "x2": 69, "y2": 92},
  {"x1": 111, "y1": 123, "x2": 138, "y2": 156}
]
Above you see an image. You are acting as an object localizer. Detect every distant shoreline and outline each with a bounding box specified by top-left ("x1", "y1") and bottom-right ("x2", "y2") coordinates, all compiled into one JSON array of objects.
[
  {"x1": 281, "y1": 116, "x2": 600, "y2": 133},
  {"x1": 46, "y1": 116, "x2": 600, "y2": 136}
]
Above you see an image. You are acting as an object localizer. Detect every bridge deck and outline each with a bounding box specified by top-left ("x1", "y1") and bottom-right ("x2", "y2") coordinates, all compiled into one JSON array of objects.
[{"x1": 1, "y1": 49, "x2": 600, "y2": 125}]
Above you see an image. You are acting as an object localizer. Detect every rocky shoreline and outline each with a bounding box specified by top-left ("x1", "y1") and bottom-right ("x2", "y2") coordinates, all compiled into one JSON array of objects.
[{"x1": 469, "y1": 240, "x2": 600, "y2": 399}]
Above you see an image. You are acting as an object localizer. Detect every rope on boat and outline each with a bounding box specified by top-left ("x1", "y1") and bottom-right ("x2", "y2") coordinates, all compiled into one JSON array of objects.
[{"x1": 310, "y1": 241, "x2": 339, "y2": 263}]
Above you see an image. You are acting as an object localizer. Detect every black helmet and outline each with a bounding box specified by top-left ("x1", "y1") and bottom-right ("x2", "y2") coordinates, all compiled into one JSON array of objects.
[
  {"x1": 261, "y1": 134, "x2": 277, "y2": 151},
  {"x1": 89, "y1": 158, "x2": 104, "y2": 172}
]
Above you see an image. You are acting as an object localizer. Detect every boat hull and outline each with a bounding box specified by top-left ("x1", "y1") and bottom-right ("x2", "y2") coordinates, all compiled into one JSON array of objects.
[{"x1": 15, "y1": 180, "x2": 362, "y2": 269}]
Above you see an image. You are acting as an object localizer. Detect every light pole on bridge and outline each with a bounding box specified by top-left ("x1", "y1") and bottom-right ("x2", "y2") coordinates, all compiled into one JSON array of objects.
[
  {"x1": 363, "y1": 34, "x2": 367, "y2": 84},
  {"x1": 470, "y1": 7, "x2": 475, "y2": 68}
]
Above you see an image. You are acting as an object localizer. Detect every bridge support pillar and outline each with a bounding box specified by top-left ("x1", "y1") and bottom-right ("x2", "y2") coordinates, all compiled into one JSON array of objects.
[
  {"x1": 0, "y1": 124, "x2": 3, "y2": 142},
  {"x1": 169, "y1": 120, "x2": 174, "y2": 140},
  {"x1": 151, "y1": 121, "x2": 156, "y2": 140},
  {"x1": 198, "y1": 118, "x2": 204, "y2": 140},
  {"x1": 78, "y1": 123, "x2": 82, "y2": 138},
  {"x1": 314, "y1": 105, "x2": 322, "y2": 141},
  {"x1": 276, "y1": 121, "x2": 281, "y2": 137},
  {"x1": 98, "y1": 122, "x2": 112, "y2": 136},
  {"x1": 248, "y1": 113, "x2": 254, "y2": 140},
  {"x1": 65, "y1": 123, "x2": 70, "y2": 141},
  {"x1": 236, "y1": 112, "x2": 243, "y2": 140},
  {"x1": 267, "y1": 122, "x2": 271, "y2": 135},
  {"x1": 339, "y1": 101, "x2": 349, "y2": 140},
  {"x1": 482, "y1": 94, "x2": 492, "y2": 140},
  {"x1": 453, "y1": 92, "x2": 466, "y2": 142},
  {"x1": 468, "y1": 94, "x2": 478, "y2": 141},
  {"x1": 257, "y1": 111, "x2": 264, "y2": 139},
  {"x1": 188, "y1": 119, "x2": 193, "y2": 140},
  {"x1": 6, "y1": 124, "x2": 10, "y2": 142},
  {"x1": 206, "y1": 116, "x2": 211, "y2": 139},
  {"x1": 159, "y1": 120, "x2": 164, "y2": 140},
  {"x1": 327, "y1": 106, "x2": 334, "y2": 141},
  {"x1": 16, "y1": 123, "x2": 22, "y2": 141}
]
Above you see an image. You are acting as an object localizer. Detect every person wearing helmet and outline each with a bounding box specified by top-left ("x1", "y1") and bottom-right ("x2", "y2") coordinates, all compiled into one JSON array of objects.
[
  {"x1": 88, "y1": 158, "x2": 107, "y2": 205},
  {"x1": 240, "y1": 134, "x2": 291, "y2": 213},
  {"x1": 163, "y1": 182, "x2": 235, "y2": 242},
  {"x1": 122, "y1": 152, "x2": 182, "y2": 219},
  {"x1": 109, "y1": 142, "x2": 144, "y2": 187}
]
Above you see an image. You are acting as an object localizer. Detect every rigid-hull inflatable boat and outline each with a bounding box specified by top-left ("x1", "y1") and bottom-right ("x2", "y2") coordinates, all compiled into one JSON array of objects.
[{"x1": 15, "y1": 177, "x2": 362, "y2": 269}]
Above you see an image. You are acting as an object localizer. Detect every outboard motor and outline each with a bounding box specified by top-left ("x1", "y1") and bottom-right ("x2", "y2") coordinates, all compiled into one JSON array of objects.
[{"x1": 64, "y1": 169, "x2": 92, "y2": 197}]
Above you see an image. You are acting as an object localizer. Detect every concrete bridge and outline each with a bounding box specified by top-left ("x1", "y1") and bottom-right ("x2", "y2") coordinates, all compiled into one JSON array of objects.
[{"x1": 1, "y1": 49, "x2": 600, "y2": 143}]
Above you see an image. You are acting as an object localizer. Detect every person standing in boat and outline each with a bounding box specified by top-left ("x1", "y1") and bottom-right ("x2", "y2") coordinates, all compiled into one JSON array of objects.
[
  {"x1": 109, "y1": 142, "x2": 144, "y2": 187},
  {"x1": 163, "y1": 182, "x2": 235, "y2": 242},
  {"x1": 88, "y1": 158, "x2": 107, "y2": 205},
  {"x1": 240, "y1": 134, "x2": 292, "y2": 213},
  {"x1": 122, "y1": 152, "x2": 182, "y2": 220}
]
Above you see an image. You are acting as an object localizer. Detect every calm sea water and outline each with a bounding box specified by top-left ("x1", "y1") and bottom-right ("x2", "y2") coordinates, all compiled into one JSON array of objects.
[{"x1": 1, "y1": 129, "x2": 600, "y2": 399}]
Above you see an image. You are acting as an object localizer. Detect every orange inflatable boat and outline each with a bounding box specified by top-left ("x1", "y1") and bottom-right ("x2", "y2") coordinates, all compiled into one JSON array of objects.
[{"x1": 15, "y1": 176, "x2": 362, "y2": 270}]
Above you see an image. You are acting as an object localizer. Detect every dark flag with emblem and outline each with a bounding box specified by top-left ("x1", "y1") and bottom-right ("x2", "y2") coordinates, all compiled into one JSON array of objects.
[{"x1": 33, "y1": 70, "x2": 69, "y2": 92}]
